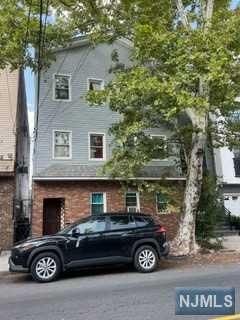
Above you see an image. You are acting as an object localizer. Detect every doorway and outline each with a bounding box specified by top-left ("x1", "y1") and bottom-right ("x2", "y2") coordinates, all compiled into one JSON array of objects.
[{"x1": 43, "y1": 198, "x2": 65, "y2": 235}]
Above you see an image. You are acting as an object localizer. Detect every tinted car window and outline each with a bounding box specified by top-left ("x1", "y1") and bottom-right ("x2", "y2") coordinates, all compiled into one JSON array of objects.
[
  {"x1": 110, "y1": 216, "x2": 135, "y2": 230},
  {"x1": 76, "y1": 217, "x2": 106, "y2": 234},
  {"x1": 134, "y1": 216, "x2": 155, "y2": 227}
]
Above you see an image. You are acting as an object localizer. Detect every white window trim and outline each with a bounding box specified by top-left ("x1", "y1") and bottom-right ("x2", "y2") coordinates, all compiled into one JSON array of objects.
[
  {"x1": 156, "y1": 192, "x2": 168, "y2": 214},
  {"x1": 90, "y1": 192, "x2": 107, "y2": 214},
  {"x1": 88, "y1": 132, "x2": 106, "y2": 161},
  {"x1": 150, "y1": 134, "x2": 168, "y2": 161},
  {"x1": 87, "y1": 78, "x2": 105, "y2": 91},
  {"x1": 52, "y1": 73, "x2": 72, "y2": 102},
  {"x1": 126, "y1": 191, "x2": 140, "y2": 212},
  {"x1": 52, "y1": 130, "x2": 72, "y2": 160}
]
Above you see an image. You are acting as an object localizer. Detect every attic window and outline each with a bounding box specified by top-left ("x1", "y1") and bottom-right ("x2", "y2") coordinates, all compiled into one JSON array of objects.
[{"x1": 88, "y1": 79, "x2": 104, "y2": 91}]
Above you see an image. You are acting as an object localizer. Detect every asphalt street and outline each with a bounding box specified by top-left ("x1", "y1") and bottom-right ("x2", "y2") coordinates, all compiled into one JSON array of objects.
[{"x1": 0, "y1": 262, "x2": 240, "y2": 320}]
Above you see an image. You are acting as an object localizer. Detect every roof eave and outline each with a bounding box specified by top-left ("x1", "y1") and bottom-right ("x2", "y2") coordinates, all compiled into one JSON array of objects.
[
  {"x1": 33, "y1": 176, "x2": 186, "y2": 181},
  {"x1": 52, "y1": 36, "x2": 133, "y2": 53}
]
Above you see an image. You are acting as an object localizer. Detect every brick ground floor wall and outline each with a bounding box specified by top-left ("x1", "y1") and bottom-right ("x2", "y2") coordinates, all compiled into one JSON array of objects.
[
  {"x1": 0, "y1": 177, "x2": 14, "y2": 251},
  {"x1": 32, "y1": 180, "x2": 183, "y2": 240}
]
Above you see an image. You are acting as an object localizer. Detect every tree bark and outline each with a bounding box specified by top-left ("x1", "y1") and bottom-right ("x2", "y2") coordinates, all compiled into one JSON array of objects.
[
  {"x1": 170, "y1": 0, "x2": 213, "y2": 255},
  {"x1": 176, "y1": 0, "x2": 189, "y2": 27},
  {"x1": 170, "y1": 116, "x2": 207, "y2": 256}
]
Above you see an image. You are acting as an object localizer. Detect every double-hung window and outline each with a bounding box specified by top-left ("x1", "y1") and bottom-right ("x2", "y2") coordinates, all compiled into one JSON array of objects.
[
  {"x1": 89, "y1": 133, "x2": 105, "y2": 160},
  {"x1": 156, "y1": 192, "x2": 168, "y2": 213},
  {"x1": 53, "y1": 130, "x2": 71, "y2": 159},
  {"x1": 54, "y1": 74, "x2": 71, "y2": 101},
  {"x1": 91, "y1": 193, "x2": 106, "y2": 215},
  {"x1": 150, "y1": 135, "x2": 167, "y2": 161},
  {"x1": 126, "y1": 192, "x2": 140, "y2": 212}
]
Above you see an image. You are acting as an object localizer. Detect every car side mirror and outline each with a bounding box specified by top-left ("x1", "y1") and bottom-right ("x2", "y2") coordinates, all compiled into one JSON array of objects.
[{"x1": 72, "y1": 227, "x2": 81, "y2": 238}]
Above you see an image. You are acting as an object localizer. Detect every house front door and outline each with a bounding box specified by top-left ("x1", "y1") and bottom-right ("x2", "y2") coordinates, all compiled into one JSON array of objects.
[{"x1": 43, "y1": 198, "x2": 63, "y2": 235}]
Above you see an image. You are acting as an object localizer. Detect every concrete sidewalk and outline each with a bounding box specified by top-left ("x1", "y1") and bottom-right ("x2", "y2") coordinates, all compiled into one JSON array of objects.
[
  {"x1": 222, "y1": 235, "x2": 240, "y2": 251},
  {"x1": 0, "y1": 252, "x2": 10, "y2": 272}
]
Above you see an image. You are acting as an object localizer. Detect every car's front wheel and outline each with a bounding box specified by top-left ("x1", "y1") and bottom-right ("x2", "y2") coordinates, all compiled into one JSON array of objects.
[
  {"x1": 134, "y1": 245, "x2": 158, "y2": 273},
  {"x1": 30, "y1": 252, "x2": 61, "y2": 283}
]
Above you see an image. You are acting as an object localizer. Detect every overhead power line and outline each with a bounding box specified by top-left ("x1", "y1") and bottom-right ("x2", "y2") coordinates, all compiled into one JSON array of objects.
[
  {"x1": 34, "y1": 0, "x2": 44, "y2": 140},
  {"x1": 41, "y1": 0, "x2": 50, "y2": 60},
  {"x1": 23, "y1": 0, "x2": 33, "y2": 58}
]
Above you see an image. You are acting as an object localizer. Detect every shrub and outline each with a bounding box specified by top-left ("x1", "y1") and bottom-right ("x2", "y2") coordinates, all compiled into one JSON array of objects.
[{"x1": 196, "y1": 172, "x2": 224, "y2": 249}]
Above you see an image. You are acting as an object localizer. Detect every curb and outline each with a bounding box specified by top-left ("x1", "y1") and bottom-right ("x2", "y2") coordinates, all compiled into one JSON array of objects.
[
  {"x1": 219, "y1": 249, "x2": 240, "y2": 253},
  {"x1": 166, "y1": 255, "x2": 188, "y2": 260}
]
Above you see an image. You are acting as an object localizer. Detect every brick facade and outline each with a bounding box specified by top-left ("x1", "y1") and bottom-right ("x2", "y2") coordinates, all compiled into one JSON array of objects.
[
  {"x1": 0, "y1": 177, "x2": 14, "y2": 251},
  {"x1": 32, "y1": 180, "x2": 181, "y2": 240}
]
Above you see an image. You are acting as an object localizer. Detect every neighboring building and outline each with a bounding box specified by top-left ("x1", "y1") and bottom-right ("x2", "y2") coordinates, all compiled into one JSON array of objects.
[
  {"x1": 32, "y1": 37, "x2": 185, "y2": 240},
  {"x1": 214, "y1": 111, "x2": 240, "y2": 216},
  {"x1": 0, "y1": 68, "x2": 30, "y2": 251},
  {"x1": 214, "y1": 147, "x2": 240, "y2": 216}
]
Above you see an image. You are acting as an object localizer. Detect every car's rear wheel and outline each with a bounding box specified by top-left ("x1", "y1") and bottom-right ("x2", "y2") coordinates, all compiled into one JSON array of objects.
[
  {"x1": 30, "y1": 252, "x2": 61, "y2": 283},
  {"x1": 134, "y1": 245, "x2": 158, "y2": 273}
]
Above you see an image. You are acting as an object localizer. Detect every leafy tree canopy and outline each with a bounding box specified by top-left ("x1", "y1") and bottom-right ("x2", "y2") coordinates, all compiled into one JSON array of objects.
[
  {"x1": 0, "y1": 0, "x2": 71, "y2": 69},
  {"x1": 65, "y1": 0, "x2": 240, "y2": 176}
]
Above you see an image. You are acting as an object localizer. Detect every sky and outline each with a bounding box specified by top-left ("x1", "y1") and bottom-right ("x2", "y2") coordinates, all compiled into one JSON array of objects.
[
  {"x1": 232, "y1": 0, "x2": 240, "y2": 8},
  {"x1": 24, "y1": 0, "x2": 240, "y2": 136}
]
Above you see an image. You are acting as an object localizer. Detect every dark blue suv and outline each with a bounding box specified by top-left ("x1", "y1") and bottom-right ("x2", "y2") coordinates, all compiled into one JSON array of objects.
[{"x1": 9, "y1": 213, "x2": 169, "y2": 282}]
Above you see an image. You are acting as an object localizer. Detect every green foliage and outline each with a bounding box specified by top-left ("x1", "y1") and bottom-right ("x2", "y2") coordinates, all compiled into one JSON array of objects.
[
  {"x1": 196, "y1": 173, "x2": 224, "y2": 247},
  {"x1": 0, "y1": 0, "x2": 72, "y2": 69},
  {"x1": 119, "y1": 180, "x2": 184, "y2": 214},
  {"x1": 84, "y1": 1, "x2": 240, "y2": 182}
]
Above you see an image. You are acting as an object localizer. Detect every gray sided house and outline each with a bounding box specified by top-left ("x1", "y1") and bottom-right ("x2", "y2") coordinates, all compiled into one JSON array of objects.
[{"x1": 32, "y1": 37, "x2": 185, "y2": 239}]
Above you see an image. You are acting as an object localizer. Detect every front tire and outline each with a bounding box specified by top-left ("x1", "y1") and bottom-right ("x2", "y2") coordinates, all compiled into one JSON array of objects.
[
  {"x1": 134, "y1": 245, "x2": 158, "y2": 273},
  {"x1": 30, "y1": 252, "x2": 61, "y2": 283}
]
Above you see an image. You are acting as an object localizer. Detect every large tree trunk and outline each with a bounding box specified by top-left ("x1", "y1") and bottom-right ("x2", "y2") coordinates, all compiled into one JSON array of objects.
[
  {"x1": 170, "y1": 117, "x2": 207, "y2": 256},
  {"x1": 170, "y1": 0, "x2": 213, "y2": 256}
]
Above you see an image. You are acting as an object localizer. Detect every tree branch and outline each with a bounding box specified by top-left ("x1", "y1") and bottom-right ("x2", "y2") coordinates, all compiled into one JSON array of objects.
[
  {"x1": 175, "y1": 0, "x2": 189, "y2": 28},
  {"x1": 206, "y1": 0, "x2": 214, "y2": 21},
  {"x1": 201, "y1": 0, "x2": 214, "y2": 29}
]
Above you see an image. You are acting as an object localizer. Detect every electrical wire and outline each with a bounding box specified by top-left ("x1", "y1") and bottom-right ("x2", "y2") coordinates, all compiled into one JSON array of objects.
[
  {"x1": 41, "y1": 0, "x2": 50, "y2": 61},
  {"x1": 23, "y1": 0, "x2": 33, "y2": 58},
  {"x1": 41, "y1": 45, "x2": 93, "y2": 135},
  {"x1": 34, "y1": 0, "x2": 44, "y2": 140}
]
